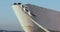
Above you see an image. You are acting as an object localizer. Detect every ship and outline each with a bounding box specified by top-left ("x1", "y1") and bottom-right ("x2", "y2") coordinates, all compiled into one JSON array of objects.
[{"x1": 12, "y1": 3, "x2": 60, "y2": 32}]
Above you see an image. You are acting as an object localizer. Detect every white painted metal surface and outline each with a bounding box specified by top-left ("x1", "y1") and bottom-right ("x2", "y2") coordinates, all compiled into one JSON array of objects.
[{"x1": 12, "y1": 3, "x2": 50, "y2": 32}]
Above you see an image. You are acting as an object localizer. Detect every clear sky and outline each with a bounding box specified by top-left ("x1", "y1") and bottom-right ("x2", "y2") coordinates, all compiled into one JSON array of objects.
[{"x1": 0, "y1": 0, "x2": 60, "y2": 31}]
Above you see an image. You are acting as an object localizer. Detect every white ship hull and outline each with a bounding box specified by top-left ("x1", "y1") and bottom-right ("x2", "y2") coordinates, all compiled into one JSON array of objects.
[{"x1": 12, "y1": 3, "x2": 49, "y2": 32}]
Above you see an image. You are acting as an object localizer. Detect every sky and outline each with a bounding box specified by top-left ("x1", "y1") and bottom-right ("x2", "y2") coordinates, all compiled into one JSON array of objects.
[{"x1": 0, "y1": 0, "x2": 60, "y2": 31}]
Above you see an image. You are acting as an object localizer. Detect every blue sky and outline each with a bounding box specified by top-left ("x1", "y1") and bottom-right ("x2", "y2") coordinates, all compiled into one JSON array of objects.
[{"x1": 0, "y1": 0, "x2": 60, "y2": 31}]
